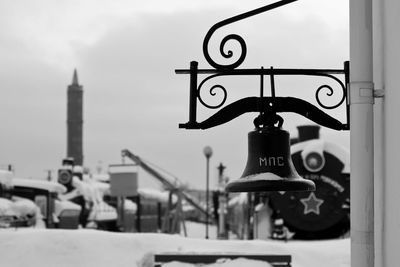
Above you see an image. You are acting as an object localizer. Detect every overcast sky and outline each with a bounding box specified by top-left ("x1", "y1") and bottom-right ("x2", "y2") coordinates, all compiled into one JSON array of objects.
[{"x1": 0, "y1": 0, "x2": 349, "y2": 189}]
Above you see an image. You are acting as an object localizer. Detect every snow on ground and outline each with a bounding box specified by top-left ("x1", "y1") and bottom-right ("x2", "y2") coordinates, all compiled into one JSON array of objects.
[{"x1": 0, "y1": 222, "x2": 349, "y2": 267}]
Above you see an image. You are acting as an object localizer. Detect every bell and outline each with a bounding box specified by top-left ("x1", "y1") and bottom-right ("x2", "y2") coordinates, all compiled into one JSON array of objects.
[{"x1": 226, "y1": 126, "x2": 315, "y2": 192}]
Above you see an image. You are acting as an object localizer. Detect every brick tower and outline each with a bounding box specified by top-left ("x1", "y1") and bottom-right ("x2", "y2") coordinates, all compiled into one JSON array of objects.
[{"x1": 67, "y1": 69, "x2": 83, "y2": 166}]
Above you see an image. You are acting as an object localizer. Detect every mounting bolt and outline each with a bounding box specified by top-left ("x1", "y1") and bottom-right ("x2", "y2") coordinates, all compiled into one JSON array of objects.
[{"x1": 373, "y1": 89, "x2": 385, "y2": 98}]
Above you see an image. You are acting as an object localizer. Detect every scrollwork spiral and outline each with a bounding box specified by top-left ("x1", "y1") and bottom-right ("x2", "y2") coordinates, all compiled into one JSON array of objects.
[
  {"x1": 315, "y1": 84, "x2": 345, "y2": 109},
  {"x1": 198, "y1": 84, "x2": 228, "y2": 109},
  {"x1": 203, "y1": 33, "x2": 247, "y2": 70},
  {"x1": 201, "y1": 0, "x2": 296, "y2": 70}
]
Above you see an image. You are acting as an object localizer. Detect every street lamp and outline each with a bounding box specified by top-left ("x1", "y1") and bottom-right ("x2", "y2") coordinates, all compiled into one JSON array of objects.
[{"x1": 203, "y1": 146, "x2": 213, "y2": 239}]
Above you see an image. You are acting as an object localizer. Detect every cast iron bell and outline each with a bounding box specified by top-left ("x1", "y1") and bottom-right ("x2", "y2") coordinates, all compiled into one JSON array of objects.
[{"x1": 226, "y1": 117, "x2": 315, "y2": 192}]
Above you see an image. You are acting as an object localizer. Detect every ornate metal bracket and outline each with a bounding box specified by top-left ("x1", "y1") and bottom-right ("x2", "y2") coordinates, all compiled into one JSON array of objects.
[{"x1": 176, "y1": 0, "x2": 350, "y2": 131}]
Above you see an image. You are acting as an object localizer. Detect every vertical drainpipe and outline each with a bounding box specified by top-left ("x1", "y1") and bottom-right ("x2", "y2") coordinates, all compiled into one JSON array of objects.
[
  {"x1": 372, "y1": 0, "x2": 384, "y2": 265},
  {"x1": 350, "y1": 1, "x2": 374, "y2": 267}
]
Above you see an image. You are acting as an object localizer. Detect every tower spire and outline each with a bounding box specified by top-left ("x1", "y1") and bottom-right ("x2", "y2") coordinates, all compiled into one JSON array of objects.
[
  {"x1": 72, "y1": 69, "x2": 79, "y2": 85},
  {"x1": 67, "y1": 68, "x2": 84, "y2": 166}
]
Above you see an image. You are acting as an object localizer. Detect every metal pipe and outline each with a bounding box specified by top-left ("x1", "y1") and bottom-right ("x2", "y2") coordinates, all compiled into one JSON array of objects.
[
  {"x1": 205, "y1": 156, "x2": 210, "y2": 239},
  {"x1": 203, "y1": 146, "x2": 213, "y2": 239},
  {"x1": 189, "y1": 61, "x2": 198, "y2": 124},
  {"x1": 349, "y1": 0, "x2": 374, "y2": 267},
  {"x1": 176, "y1": 67, "x2": 346, "y2": 75},
  {"x1": 372, "y1": 0, "x2": 384, "y2": 265}
]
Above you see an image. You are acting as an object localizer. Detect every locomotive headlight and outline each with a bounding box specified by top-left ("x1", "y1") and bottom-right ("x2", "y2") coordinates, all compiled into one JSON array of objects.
[
  {"x1": 300, "y1": 140, "x2": 325, "y2": 173},
  {"x1": 303, "y1": 151, "x2": 325, "y2": 172}
]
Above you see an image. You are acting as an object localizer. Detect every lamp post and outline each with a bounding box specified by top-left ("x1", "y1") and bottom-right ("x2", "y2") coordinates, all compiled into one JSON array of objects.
[
  {"x1": 217, "y1": 163, "x2": 227, "y2": 239},
  {"x1": 203, "y1": 146, "x2": 213, "y2": 239}
]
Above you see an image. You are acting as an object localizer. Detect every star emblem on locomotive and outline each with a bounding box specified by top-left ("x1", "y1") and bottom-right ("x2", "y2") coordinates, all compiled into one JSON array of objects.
[{"x1": 300, "y1": 192, "x2": 324, "y2": 215}]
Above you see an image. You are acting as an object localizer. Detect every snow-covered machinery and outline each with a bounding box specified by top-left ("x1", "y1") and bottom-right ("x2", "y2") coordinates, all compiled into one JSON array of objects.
[
  {"x1": 0, "y1": 169, "x2": 82, "y2": 229},
  {"x1": 56, "y1": 158, "x2": 138, "y2": 231},
  {"x1": 121, "y1": 149, "x2": 212, "y2": 234},
  {"x1": 11, "y1": 178, "x2": 82, "y2": 228},
  {"x1": 0, "y1": 196, "x2": 38, "y2": 228}
]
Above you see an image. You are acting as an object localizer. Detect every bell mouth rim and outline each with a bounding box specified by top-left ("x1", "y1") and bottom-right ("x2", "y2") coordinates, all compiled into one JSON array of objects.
[
  {"x1": 225, "y1": 172, "x2": 316, "y2": 192},
  {"x1": 240, "y1": 172, "x2": 302, "y2": 181}
]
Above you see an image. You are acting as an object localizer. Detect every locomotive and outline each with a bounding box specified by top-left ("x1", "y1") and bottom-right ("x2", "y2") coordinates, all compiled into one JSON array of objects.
[{"x1": 268, "y1": 125, "x2": 350, "y2": 240}]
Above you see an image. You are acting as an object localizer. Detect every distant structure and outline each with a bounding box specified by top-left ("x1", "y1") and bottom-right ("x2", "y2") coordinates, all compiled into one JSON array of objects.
[{"x1": 67, "y1": 69, "x2": 84, "y2": 166}]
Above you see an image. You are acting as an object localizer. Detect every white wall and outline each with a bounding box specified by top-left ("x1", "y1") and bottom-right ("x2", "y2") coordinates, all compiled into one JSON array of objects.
[{"x1": 379, "y1": 0, "x2": 400, "y2": 266}]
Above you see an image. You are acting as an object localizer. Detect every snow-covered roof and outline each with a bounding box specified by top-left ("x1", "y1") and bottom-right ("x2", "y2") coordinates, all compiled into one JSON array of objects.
[
  {"x1": 12, "y1": 178, "x2": 67, "y2": 194},
  {"x1": 54, "y1": 200, "x2": 82, "y2": 217},
  {"x1": 0, "y1": 197, "x2": 17, "y2": 217},
  {"x1": 0, "y1": 196, "x2": 38, "y2": 218},
  {"x1": 138, "y1": 188, "x2": 177, "y2": 203},
  {"x1": 90, "y1": 173, "x2": 110, "y2": 182},
  {"x1": 88, "y1": 201, "x2": 117, "y2": 221}
]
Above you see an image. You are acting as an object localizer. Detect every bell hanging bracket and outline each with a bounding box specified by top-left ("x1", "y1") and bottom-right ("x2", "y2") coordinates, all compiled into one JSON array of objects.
[
  {"x1": 176, "y1": 0, "x2": 349, "y2": 192},
  {"x1": 176, "y1": 0, "x2": 350, "y2": 131}
]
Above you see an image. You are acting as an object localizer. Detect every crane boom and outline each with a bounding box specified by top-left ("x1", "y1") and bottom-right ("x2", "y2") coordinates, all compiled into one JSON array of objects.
[{"x1": 121, "y1": 149, "x2": 211, "y2": 218}]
